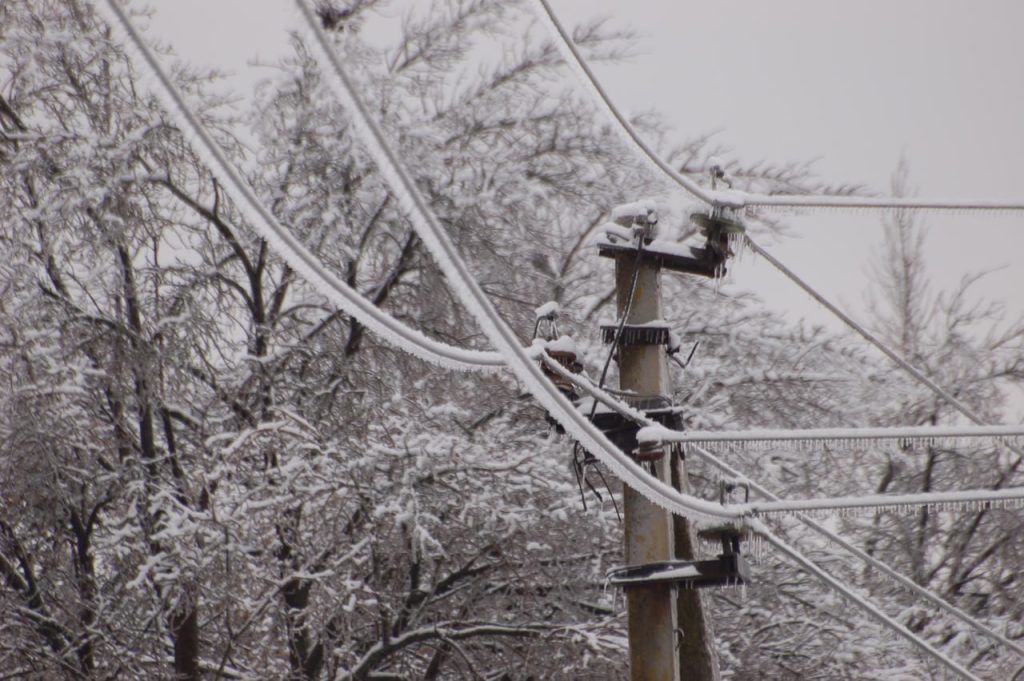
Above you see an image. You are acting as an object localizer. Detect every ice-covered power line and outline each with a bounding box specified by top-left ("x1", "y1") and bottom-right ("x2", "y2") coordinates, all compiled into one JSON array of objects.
[
  {"x1": 96, "y1": 0, "x2": 506, "y2": 374},
  {"x1": 552, "y1": 355, "x2": 1024, "y2": 516},
  {"x1": 293, "y1": 0, "x2": 747, "y2": 526},
  {"x1": 541, "y1": 355, "x2": 1024, "y2": 661},
  {"x1": 747, "y1": 488, "x2": 1024, "y2": 516},
  {"x1": 744, "y1": 236, "x2": 1024, "y2": 466},
  {"x1": 639, "y1": 424, "x2": 1024, "y2": 451},
  {"x1": 530, "y1": 0, "x2": 1024, "y2": 471},
  {"x1": 752, "y1": 520, "x2": 984, "y2": 681},
  {"x1": 530, "y1": 0, "x2": 1024, "y2": 214},
  {"x1": 103, "y1": 0, "x2": 786, "y2": 528}
]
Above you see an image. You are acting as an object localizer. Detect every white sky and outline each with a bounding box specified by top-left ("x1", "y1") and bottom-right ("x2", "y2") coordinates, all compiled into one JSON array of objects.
[{"x1": 144, "y1": 0, "x2": 1023, "y2": 345}]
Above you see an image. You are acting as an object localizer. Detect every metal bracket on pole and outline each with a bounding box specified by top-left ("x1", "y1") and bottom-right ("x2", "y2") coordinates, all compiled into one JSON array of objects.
[{"x1": 608, "y1": 527, "x2": 751, "y2": 590}]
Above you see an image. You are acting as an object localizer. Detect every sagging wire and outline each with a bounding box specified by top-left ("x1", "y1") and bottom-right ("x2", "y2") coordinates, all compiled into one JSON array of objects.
[
  {"x1": 530, "y1": 0, "x2": 1024, "y2": 215},
  {"x1": 594, "y1": 231, "x2": 647, "y2": 396},
  {"x1": 571, "y1": 441, "x2": 620, "y2": 521},
  {"x1": 104, "y1": 2, "x2": 1022, "y2": 671},
  {"x1": 532, "y1": 0, "x2": 1024, "y2": 507},
  {"x1": 94, "y1": 0, "x2": 505, "y2": 373},
  {"x1": 541, "y1": 355, "x2": 1024, "y2": 663},
  {"x1": 292, "y1": 0, "x2": 747, "y2": 525},
  {"x1": 668, "y1": 340, "x2": 699, "y2": 372}
]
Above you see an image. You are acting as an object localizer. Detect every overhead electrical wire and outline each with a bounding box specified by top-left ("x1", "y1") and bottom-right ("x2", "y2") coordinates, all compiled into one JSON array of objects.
[
  {"x1": 95, "y1": 0, "x2": 505, "y2": 374},
  {"x1": 530, "y1": 0, "x2": 1024, "y2": 464},
  {"x1": 549, "y1": 356, "x2": 1024, "y2": 515},
  {"x1": 541, "y1": 354, "x2": 1024, "y2": 665},
  {"x1": 746, "y1": 487, "x2": 1024, "y2": 515},
  {"x1": 290, "y1": 0, "x2": 751, "y2": 526},
  {"x1": 101, "y1": 1, "x2": 1018, "y2": 674},
  {"x1": 752, "y1": 520, "x2": 984, "y2": 681},
  {"x1": 530, "y1": 0, "x2": 1024, "y2": 214},
  {"x1": 745, "y1": 236, "x2": 1024, "y2": 466},
  {"x1": 292, "y1": 0, "x2": 984, "y2": 652},
  {"x1": 98, "y1": 0, "x2": 745, "y2": 526},
  {"x1": 644, "y1": 424, "x2": 1024, "y2": 449}
]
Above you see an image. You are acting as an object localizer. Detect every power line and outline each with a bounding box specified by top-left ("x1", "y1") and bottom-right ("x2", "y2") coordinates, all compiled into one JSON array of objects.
[
  {"x1": 551, "y1": 354, "x2": 1024, "y2": 515},
  {"x1": 103, "y1": 0, "x2": 1024, "y2": 667},
  {"x1": 745, "y1": 236, "x2": 1024, "y2": 467},
  {"x1": 530, "y1": 0, "x2": 1024, "y2": 470},
  {"x1": 530, "y1": 0, "x2": 1024, "y2": 214},
  {"x1": 102, "y1": 1, "x2": 1020, "y2": 675},
  {"x1": 291, "y1": 0, "x2": 746, "y2": 525},
  {"x1": 746, "y1": 488, "x2": 1024, "y2": 516},
  {"x1": 644, "y1": 424, "x2": 1024, "y2": 449},
  {"x1": 753, "y1": 520, "x2": 984, "y2": 681},
  {"x1": 96, "y1": 0, "x2": 505, "y2": 374},
  {"x1": 544, "y1": 356, "x2": 1024, "y2": 664},
  {"x1": 100, "y1": 0, "x2": 750, "y2": 526}
]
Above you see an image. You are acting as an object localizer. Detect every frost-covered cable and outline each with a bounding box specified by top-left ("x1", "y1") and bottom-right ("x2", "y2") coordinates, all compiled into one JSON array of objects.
[
  {"x1": 747, "y1": 487, "x2": 1024, "y2": 515},
  {"x1": 738, "y1": 192, "x2": 1024, "y2": 213},
  {"x1": 295, "y1": 0, "x2": 745, "y2": 525},
  {"x1": 530, "y1": 0, "x2": 716, "y2": 205},
  {"x1": 644, "y1": 424, "x2": 1024, "y2": 448},
  {"x1": 543, "y1": 354, "x2": 1024, "y2": 660},
  {"x1": 531, "y1": 0, "x2": 1024, "y2": 215},
  {"x1": 535, "y1": 0, "x2": 1024, "y2": 479},
  {"x1": 546, "y1": 356, "x2": 1024, "y2": 514},
  {"x1": 745, "y1": 236, "x2": 1024, "y2": 467},
  {"x1": 96, "y1": 0, "x2": 505, "y2": 373},
  {"x1": 752, "y1": 520, "x2": 983, "y2": 681}
]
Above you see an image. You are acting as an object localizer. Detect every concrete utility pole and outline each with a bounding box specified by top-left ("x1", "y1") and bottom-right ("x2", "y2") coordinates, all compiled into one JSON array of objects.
[{"x1": 614, "y1": 237, "x2": 719, "y2": 681}]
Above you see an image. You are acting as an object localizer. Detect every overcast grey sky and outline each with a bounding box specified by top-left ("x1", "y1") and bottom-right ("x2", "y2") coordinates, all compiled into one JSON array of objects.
[{"x1": 146, "y1": 0, "x2": 1023, "y2": 340}]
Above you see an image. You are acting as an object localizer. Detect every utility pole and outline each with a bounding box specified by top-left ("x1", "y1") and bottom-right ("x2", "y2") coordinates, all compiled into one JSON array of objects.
[{"x1": 610, "y1": 213, "x2": 719, "y2": 681}]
